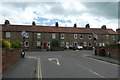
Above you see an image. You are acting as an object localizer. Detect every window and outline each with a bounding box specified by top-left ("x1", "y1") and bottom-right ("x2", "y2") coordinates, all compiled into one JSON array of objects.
[
  {"x1": 99, "y1": 43, "x2": 105, "y2": 47},
  {"x1": 80, "y1": 35, "x2": 83, "y2": 39},
  {"x1": 88, "y1": 43, "x2": 92, "y2": 47},
  {"x1": 88, "y1": 35, "x2": 91, "y2": 39},
  {"x1": 47, "y1": 42, "x2": 50, "y2": 49},
  {"x1": 74, "y1": 42, "x2": 77, "y2": 46},
  {"x1": 113, "y1": 35, "x2": 116, "y2": 40},
  {"x1": 52, "y1": 33, "x2": 56, "y2": 39},
  {"x1": 99, "y1": 43, "x2": 102, "y2": 47},
  {"x1": 66, "y1": 42, "x2": 69, "y2": 49},
  {"x1": 61, "y1": 33, "x2": 65, "y2": 39},
  {"x1": 102, "y1": 43, "x2": 105, "y2": 46},
  {"x1": 106, "y1": 35, "x2": 109, "y2": 39},
  {"x1": 74, "y1": 34, "x2": 77, "y2": 39},
  {"x1": 61, "y1": 42, "x2": 65, "y2": 47},
  {"x1": 83, "y1": 42, "x2": 87, "y2": 47},
  {"x1": 37, "y1": 41, "x2": 41, "y2": 47},
  {"x1": 37, "y1": 33, "x2": 41, "y2": 38},
  {"x1": 24, "y1": 41, "x2": 29, "y2": 47},
  {"x1": 6, "y1": 32, "x2": 10, "y2": 38}
]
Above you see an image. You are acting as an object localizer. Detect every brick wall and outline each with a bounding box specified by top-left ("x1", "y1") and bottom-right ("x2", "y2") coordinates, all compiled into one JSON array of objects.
[
  {"x1": 0, "y1": 49, "x2": 2, "y2": 76},
  {"x1": 106, "y1": 47, "x2": 120, "y2": 58},
  {"x1": 95, "y1": 46, "x2": 120, "y2": 58},
  {"x1": 2, "y1": 49, "x2": 21, "y2": 73}
]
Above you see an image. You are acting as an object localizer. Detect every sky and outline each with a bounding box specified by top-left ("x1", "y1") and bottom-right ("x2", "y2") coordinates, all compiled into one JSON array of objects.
[{"x1": 0, "y1": 0, "x2": 119, "y2": 31}]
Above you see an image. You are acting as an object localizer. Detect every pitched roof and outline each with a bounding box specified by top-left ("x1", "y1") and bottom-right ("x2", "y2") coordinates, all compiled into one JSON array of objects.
[{"x1": 2, "y1": 24, "x2": 118, "y2": 35}]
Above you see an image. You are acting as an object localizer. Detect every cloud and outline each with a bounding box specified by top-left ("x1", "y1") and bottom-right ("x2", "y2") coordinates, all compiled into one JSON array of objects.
[
  {"x1": 0, "y1": 2, "x2": 118, "y2": 31},
  {"x1": 82, "y1": 2, "x2": 118, "y2": 19}
]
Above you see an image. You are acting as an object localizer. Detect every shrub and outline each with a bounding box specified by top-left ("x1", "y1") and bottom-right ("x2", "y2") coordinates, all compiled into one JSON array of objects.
[
  {"x1": 1, "y1": 39, "x2": 11, "y2": 50},
  {"x1": 105, "y1": 43, "x2": 120, "y2": 48},
  {"x1": 11, "y1": 40, "x2": 21, "y2": 48},
  {"x1": 50, "y1": 39, "x2": 60, "y2": 47}
]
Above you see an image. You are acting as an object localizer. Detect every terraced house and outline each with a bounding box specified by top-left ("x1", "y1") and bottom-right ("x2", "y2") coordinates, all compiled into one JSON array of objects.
[{"x1": 2, "y1": 20, "x2": 119, "y2": 51}]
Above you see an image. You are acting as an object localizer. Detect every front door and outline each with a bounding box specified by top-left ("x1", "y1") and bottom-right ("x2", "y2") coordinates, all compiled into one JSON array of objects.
[{"x1": 43, "y1": 42, "x2": 47, "y2": 49}]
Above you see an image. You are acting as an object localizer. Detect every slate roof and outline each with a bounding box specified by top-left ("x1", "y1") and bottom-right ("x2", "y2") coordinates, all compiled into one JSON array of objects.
[{"x1": 2, "y1": 24, "x2": 118, "y2": 35}]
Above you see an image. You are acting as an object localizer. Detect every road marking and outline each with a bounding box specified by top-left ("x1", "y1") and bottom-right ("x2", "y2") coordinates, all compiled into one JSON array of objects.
[
  {"x1": 37, "y1": 57, "x2": 42, "y2": 80},
  {"x1": 84, "y1": 56, "x2": 119, "y2": 67},
  {"x1": 27, "y1": 56, "x2": 37, "y2": 59},
  {"x1": 48, "y1": 58, "x2": 60, "y2": 66},
  {"x1": 78, "y1": 64, "x2": 105, "y2": 78}
]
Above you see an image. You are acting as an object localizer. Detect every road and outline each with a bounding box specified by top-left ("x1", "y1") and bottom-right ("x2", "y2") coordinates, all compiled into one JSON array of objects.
[{"x1": 26, "y1": 50, "x2": 119, "y2": 79}]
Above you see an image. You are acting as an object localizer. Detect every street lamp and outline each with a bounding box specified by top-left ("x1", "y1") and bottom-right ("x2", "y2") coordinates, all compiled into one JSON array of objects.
[
  {"x1": 92, "y1": 33, "x2": 97, "y2": 55},
  {"x1": 21, "y1": 31, "x2": 28, "y2": 58}
]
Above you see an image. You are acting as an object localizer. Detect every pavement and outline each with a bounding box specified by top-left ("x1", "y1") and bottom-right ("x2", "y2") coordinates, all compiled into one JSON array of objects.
[
  {"x1": 87, "y1": 54, "x2": 120, "y2": 65},
  {"x1": 2, "y1": 57, "x2": 37, "y2": 79}
]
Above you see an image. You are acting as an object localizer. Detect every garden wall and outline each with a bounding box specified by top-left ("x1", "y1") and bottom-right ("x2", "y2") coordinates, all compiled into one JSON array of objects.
[
  {"x1": 2, "y1": 49, "x2": 21, "y2": 73},
  {"x1": 106, "y1": 47, "x2": 120, "y2": 58},
  {"x1": 95, "y1": 46, "x2": 120, "y2": 59}
]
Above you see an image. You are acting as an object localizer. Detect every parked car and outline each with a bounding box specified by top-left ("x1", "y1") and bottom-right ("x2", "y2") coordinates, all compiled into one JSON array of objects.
[
  {"x1": 69, "y1": 45, "x2": 73, "y2": 50},
  {"x1": 77, "y1": 46, "x2": 83, "y2": 50}
]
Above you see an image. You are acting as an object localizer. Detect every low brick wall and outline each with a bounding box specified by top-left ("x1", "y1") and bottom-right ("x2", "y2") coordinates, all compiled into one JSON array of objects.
[
  {"x1": 2, "y1": 49, "x2": 21, "y2": 73},
  {"x1": 95, "y1": 46, "x2": 120, "y2": 58},
  {"x1": 0, "y1": 49, "x2": 2, "y2": 77},
  {"x1": 106, "y1": 47, "x2": 120, "y2": 58}
]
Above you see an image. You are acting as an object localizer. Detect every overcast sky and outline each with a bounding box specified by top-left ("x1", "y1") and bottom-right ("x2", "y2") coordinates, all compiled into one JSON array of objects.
[{"x1": 0, "y1": 1, "x2": 119, "y2": 31}]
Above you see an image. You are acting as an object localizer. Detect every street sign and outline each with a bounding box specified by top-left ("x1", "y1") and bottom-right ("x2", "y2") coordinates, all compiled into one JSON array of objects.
[{"x1": 21, "y1": 31, "x2": 28, "y2": 38}]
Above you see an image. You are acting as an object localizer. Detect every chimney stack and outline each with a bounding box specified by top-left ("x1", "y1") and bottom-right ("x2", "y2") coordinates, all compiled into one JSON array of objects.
[
  {"x1": 55, "y1": 22, "x2": 59, "y2": 27},
  {"x1": 32, "y1": 21, "x2": 36, "y2": 26},
  {"x1": 101, "y1": 25, "x2": 106, "y2": 29},
  {"x1": 4, "y1": 20, "x2": 10, "y2": 26},
  {"x1": 73, "y1": 23, "x2": 77, "y2": 28},
  {"x1": 85, "y1": 24, "x2": 90, "y2": 28}
]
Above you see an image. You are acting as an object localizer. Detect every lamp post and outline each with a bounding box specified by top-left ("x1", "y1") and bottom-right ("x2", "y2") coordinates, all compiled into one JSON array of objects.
[
  {"x1": 21, "y1": 31, "x2": 28, "y2": 58},
  {"x1": 92, "y1": 33, "x2": 97, "y2": 55}
]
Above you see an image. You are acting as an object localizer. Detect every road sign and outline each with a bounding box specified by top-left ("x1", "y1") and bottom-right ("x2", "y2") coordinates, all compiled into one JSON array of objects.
[{"x1": 21, "y1": 31, "x2": 28, "y2": 38}]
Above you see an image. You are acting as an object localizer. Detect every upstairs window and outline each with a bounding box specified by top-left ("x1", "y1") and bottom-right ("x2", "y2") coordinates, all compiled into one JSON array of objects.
[
  {"x1": 6, "y1": 32, "x2": 10, "y2": 38},
  {"x1": 37, "y1": 33, "x2": 41, "y2": 38},
  {"x1": 74, "y1": 34, "x2": 77, "y2": 39},
  {"x1": 61, "y1": 33, "x2": 65, "y2": 39},
  {"x1": 113, "y1": 35, "x2": 116, "y2": 40},
  {"x1": 52, "y1": 33, "x2": 56, "y2": 39},
  {"x1": 88, "y1": 35, "x2": 91, "y2": 39},
  {"x1": 106, "y1": 35, "x2": 109, "y2": 39}
]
